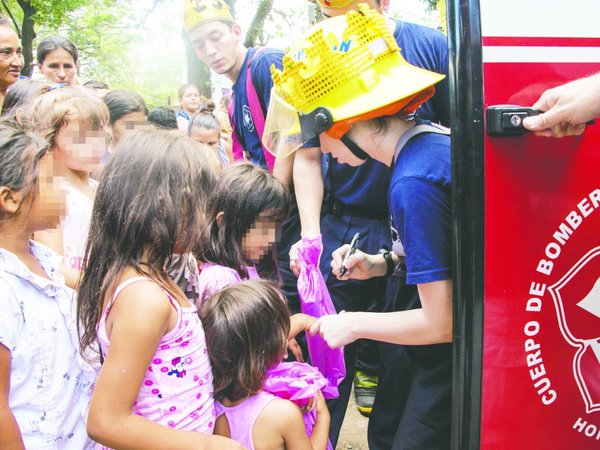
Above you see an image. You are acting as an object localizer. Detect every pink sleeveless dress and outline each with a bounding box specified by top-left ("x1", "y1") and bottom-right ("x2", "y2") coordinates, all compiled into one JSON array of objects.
[
  {"x1": 96, "y1": 277, "x2": 215, "y2": 434},
  {"x1": 215, "y1": 391, "x2": 278, "y2": 450}
]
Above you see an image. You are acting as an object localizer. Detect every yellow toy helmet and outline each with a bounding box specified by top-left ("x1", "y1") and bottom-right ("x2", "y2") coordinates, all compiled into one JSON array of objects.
[
  {"x1": 182, "y1": 0, "x2": 234, "y2": 33},
  {"x1": 263, "y1": 4, "x2": 445, "y2": 157}
]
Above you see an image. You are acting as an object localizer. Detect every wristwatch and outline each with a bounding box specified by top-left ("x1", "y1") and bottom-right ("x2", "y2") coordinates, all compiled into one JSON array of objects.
[
  {"x1": 378, "y1": 249, "x2": 395, "y2": 277},
  {"x1": 378, "y1": 249, "x2": 407, "y2": 278}
]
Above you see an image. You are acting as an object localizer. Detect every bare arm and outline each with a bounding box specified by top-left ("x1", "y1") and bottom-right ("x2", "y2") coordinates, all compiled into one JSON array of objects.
[
  {"x1": 286, "y1": 314, "x2": 317, "y2": 362},
  {"x1": 293, "y1": 147, "x2": 323, "y2": 235},
  {"x1": 273, "y1": 151, "x2": 294, "y2": 189},
  {"x1": 87, "y1": 281, "x2": 243, "y2": 450},
  {"x1": 307, "y1": 391, "x2": 330, "y2": 450},
  {"x1": 0, "y1": 345, "x2": 25, "y2": 450},
  {"x1": 289, "y1": 313, "x2": 316, "y2": 339},
  {"x1": 60, "y1": 265, "x2": 81, "y2": 290},
  {"x1": 264, "y1": 397, "x2": 329, "y2": 450},
  {"x1": 310, "y1": 279, "x2": 453, "y2": 348},
  {"x1": 288, "y1": 147, "x2": 324, "y2": 276}
]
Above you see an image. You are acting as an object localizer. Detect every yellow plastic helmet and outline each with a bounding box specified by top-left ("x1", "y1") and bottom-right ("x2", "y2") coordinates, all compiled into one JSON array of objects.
[
  {"x1": 263, "y1": 4, "x2": 445, "y2": 157},
  {"x1": 182, "y1": 0, "x2": 234, "y2": 34}
]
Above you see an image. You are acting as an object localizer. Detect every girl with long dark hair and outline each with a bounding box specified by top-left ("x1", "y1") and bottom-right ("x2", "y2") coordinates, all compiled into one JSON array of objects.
[{"x1": 77, "y1": 129, "x2": 242, "y2": 450}]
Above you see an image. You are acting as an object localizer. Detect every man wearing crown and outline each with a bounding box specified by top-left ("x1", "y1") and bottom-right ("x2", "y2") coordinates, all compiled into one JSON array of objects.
[{"x1": 183, "y1": 0, "x2": 281, "y2": 169}]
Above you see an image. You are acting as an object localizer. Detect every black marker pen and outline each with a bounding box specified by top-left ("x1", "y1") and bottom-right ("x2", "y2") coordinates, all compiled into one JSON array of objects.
[{"x1": 339, "y1": 232, "x2": 360, "y2": 277}]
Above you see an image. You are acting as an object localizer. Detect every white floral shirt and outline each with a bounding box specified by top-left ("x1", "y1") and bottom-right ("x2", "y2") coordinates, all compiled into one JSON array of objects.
[{"x1": 0, "y1": 241, "x2": 95, "y2": 449}]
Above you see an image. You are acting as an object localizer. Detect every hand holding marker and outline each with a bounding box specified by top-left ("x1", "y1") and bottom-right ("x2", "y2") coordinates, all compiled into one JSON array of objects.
[{"x1": 339, "y1": 232, "x2": 360, "y2": 277}]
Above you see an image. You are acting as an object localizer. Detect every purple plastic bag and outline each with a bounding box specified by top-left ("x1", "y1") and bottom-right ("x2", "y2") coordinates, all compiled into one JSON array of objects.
[
  {"x1": 296, "y1": 235, "x2": 346, "y2": 399},
  {"x1": 264, "y1": 362, "x2": 333, "y2": 450}
]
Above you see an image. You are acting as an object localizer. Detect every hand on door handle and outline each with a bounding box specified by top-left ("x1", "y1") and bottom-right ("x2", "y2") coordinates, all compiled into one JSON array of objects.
[{"x1": 522, "y1": 73, "x2": 600, "y2": 138}]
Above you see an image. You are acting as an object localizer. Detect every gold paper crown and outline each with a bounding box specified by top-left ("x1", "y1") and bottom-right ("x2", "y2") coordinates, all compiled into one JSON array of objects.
[
  {"x1": 183, "y1": 0, "x2": 234, "y2": 33},
  {"x1": 316, "y1": 0, "x2": 358, "y2": 8},
  {"x1": 271, "y1": 5, "x2": 399, "y2": 112}
]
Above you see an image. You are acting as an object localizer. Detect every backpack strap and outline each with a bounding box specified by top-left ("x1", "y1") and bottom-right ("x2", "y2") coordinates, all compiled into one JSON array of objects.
[
  {"x1": 245, "y1": 47, "x2": 276, "y2": 171},
  {"x1": 228, "y1": 99, "x2": 245, "y2": 162},
  {"x1": 393, "y1": 123, "x2": 450, "y2": 165}
]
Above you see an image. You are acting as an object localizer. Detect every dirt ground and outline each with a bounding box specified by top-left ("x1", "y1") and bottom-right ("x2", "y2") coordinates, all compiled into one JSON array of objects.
[{"x1": 335, "y1": 387, "x2": 369, "y2": 450}]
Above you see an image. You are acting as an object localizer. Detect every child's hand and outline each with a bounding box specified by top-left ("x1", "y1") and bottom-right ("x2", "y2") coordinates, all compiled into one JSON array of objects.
[
  {"x1": 289, "y1": 240, "x2": 302, "y2": 277},
  {"x1": 299, "y1": 396, "x2": 316, "y2": 414},
  {"x1": 289, "y1": 313, "x2": 317, "y2": 338},
  {"x1": 285, "y1": 337, "x2": 304, "y2": 362},
  {"x1": 299, "y1": 390, "x2": 329, "y2": 415},
  {"x1": 314, "y1": 390, "x2": 329, "y2": 418}
]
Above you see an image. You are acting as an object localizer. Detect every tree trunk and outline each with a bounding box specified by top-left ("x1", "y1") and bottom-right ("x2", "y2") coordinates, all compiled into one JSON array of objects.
[
  {"x1": 17, "y1": 0, "x2": 37, "y2": 77},
  {"x1": 243, "y1": 0, "x2": 275, "y2": 48}
]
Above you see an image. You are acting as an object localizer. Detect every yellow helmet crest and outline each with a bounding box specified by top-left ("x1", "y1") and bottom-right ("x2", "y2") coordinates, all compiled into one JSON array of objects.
[{"x1": 271, "y1": 4, "x2": 398, "y2": 113}]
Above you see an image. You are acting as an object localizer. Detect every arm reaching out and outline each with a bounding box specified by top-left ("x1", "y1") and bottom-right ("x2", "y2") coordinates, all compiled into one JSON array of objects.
[
  {"x1": 310, "y1": 279, "x2": 453, "y2": 348},
  {"x1": 523, "y1": 72, "x2": 600, "y2": 137},
  {"x1": 289, "y1": 147, "x2": 324, "y2": 277}
]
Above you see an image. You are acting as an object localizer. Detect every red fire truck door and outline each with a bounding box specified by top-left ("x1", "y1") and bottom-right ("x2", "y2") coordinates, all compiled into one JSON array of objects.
[{"x1": 476, "y1": 1, "x2": 600, "y2": 448}]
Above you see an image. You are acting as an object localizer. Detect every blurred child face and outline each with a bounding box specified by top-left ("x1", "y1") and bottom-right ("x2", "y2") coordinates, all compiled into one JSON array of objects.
[
  {"x1": 241, "y1": 214, "x2": 279, "y2": 262},
  {"x1": 38, "y1": 48, "x2": 76, "y2": 86},
  {"x1": 190, "y1": 126, "x2": 219, "y2": 151},
  {"x1": 111, "y1": 111, "x2": 149, "y2": 145},
  {"x1": 28, "y1": 154, "x2": 67, "y2": 231},
  {"x1": 180, "y1": 87, "x2": 200, "y2": 113},
  {"x1": 55, "y1": 120, "x2": 108, "y2": 172}
]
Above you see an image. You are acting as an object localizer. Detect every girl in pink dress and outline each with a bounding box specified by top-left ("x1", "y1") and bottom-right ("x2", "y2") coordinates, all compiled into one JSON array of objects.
[
  {"x1": 201, "y1": 280, "x2": 330, "y2": 450},
  {"x1": 77, "y1": 129, "x2": 243, "y2": 450},
  {"x1": 196, "y1": 163, "x2": 290, "y2": 302}
]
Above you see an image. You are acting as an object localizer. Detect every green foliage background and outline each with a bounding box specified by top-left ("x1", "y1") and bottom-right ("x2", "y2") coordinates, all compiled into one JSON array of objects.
[{"x1": 0, "y1": 0, "x2": 441, "y2": 108}]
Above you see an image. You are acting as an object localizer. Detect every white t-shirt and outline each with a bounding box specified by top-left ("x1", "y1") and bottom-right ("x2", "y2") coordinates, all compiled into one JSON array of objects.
[
  {"x1": 0, "y1": 241, "x2": 95, "y2": 449},
  {"x1": 62, "y1": 179, "x2": 97, "y2": 270}
]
